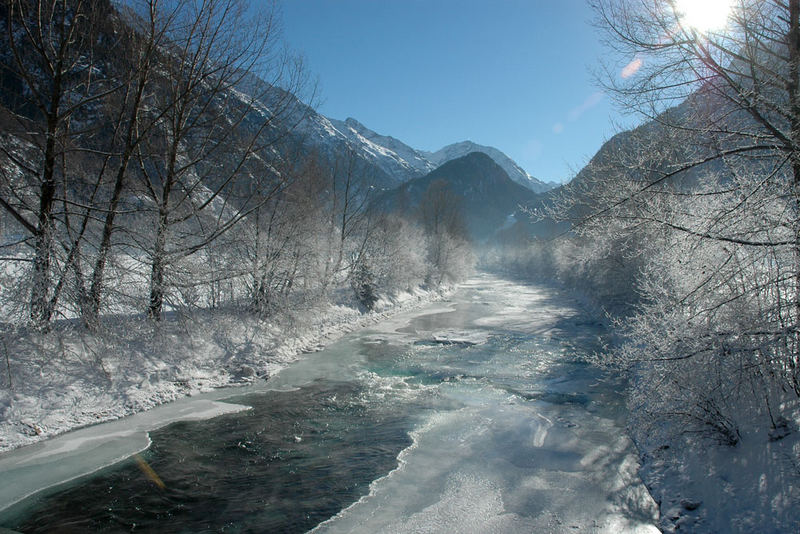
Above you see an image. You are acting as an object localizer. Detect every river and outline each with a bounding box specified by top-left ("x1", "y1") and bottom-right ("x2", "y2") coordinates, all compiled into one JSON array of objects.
[{"x1": 0, "y1": 273, "x2": 659, "y2": 533}]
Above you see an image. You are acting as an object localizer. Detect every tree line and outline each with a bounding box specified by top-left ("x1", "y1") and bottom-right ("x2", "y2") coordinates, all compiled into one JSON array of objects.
[
  {"x1": 494, "y1": 0, "x2": 800, "y2": 447},
  {"x1": 0, "y1": 0, "x2": 473, "y2": 332}
]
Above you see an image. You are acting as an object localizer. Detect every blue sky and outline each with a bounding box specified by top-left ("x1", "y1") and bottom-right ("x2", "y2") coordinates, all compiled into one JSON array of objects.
[{"x1": 280, "y1": 0, "x2": 637, "y2": 184}]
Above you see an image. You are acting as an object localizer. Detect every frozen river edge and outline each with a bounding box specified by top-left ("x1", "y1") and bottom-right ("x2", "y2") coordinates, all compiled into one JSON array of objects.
[
  {"x1": 0, "y1": 285, "x2": 454, "y2": 455},
  {"x1": 1, "y1": 273, "x2": 662, "y2": 532}
]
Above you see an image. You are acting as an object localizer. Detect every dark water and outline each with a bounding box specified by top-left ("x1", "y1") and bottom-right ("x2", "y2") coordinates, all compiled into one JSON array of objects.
[
  {"x1": 0, "y1": 275, "x2": 659, "y2": 533},
  {"x1": 4, "y1": 381, "x2": 422, "y2": 533}
]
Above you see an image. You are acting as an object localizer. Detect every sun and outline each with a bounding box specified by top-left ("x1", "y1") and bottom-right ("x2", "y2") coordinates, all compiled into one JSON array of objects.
[{"x1": 673, "y1": 0, "x2": 734, "y2": 33}]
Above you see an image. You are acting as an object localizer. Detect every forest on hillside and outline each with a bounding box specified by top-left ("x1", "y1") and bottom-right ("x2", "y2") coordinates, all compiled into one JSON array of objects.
[{"x1": 0, "y1": 0, "x2": 473, "y2": 333}]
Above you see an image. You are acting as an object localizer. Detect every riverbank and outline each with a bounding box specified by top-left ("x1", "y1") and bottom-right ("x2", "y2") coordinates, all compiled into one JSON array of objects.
[
  {"x1": 629, "y1": 390, "x2": 800, "y2": 533},
  {"x1": 1, "y1": 273, "x2": 660, "y2": 533},
  {"x1": 479, "y1": 265, "x2": 800, "y2": 532},
  {"x1": 0, "y1": 285, "x2": 453, "y2": 454}
]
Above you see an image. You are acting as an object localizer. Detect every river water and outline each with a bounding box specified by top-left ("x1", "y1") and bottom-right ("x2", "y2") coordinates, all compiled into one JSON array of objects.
[{"x1": 0, "y1": 274, "x2": 659, "y2": 533}]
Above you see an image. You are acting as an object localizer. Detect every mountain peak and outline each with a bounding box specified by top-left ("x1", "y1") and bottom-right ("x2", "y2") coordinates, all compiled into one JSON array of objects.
[
  {"x1": 430, "y1": 151, "x2": 522, "y2": 191},
  {"x1": 439, "y1": 150, "x2": 497, "y2": 170},
  {"x1": 376, "y1": 151, "x2": 541, "y2": 241},
  {"x1": 343, "y1": 117, "x2": 369, "y2": 133},
  {"x1": 425, "y1": 142, "x2": 556, "y2": 194}
]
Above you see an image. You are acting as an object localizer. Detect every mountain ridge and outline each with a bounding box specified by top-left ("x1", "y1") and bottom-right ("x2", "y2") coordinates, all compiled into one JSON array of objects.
[
  {"x1": 423, "y1": 140, "x2": 558, "y2": 193},
  {"x1": 283, "y1": 102, "x2": 556, "y2": 193},
  {"x1": 375, "y1": 151, "x2": 542, "y2": 241}
]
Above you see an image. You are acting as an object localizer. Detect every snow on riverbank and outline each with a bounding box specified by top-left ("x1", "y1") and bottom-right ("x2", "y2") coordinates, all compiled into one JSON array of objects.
[
  {"x1": 629, "y1": 397, "x2": 800, "y2": 533},
  {"x1": 482, "y1": 268, "x2": 800, "y2": 532},
  {"x1": 0, "y1": 285, "x2": 452, "y2": 454}
]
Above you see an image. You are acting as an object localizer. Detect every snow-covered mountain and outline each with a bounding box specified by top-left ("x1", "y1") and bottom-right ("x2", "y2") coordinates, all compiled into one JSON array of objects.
[
  {"x1": 279, "y1": 109, "x2": 432, "y2": 187},
  {"x1": 424, "y1": 141, "x2": 557, "y2": 193},
  {"x1": 328, "y1": 118, "x2": 437, "y2": 181},
  {"x1": 279, "y1": 98, "x2": 550, "y2": 192},
  {"x1": 232, "y1": 76, "x2": 429, "y2": 188},
  {"x1": 237, "y1": 76, "x2": 552, "y2": 193}
]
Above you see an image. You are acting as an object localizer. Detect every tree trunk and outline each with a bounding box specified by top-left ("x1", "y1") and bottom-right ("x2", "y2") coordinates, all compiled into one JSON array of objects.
[
  {"x1": 85, "y1": 48, "x2": 151, "y2": 327},
  {"x1": 85, "y1": 157, "x2": 130, "y2": 327},
  {"x1": 29, "y1": 107, "x2": 60, "y2": 328},
  {"x1": 148, "y1": 212, "x2": 168, "y2": 321},
  {"x1": 29, "y1": 178, "x2": 55, "y2": 326}
]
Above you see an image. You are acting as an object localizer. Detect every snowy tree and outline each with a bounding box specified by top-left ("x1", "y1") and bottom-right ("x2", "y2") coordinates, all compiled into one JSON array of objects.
[
  {"x1": 319, "y1": 147, "x2": 376, "y2": 294},
  {"x1": 364, "y1": 213, "x2": 428, "y2": 293},
  {"x1": 243, "y1": 154, "x2": 327, "y2": 317},
  {"x1": 80, "y1": 0, "x2": 177, "y2": 327},
  {"x1": 131, "y1": 0, "x2": 306, "y2": 321},
  {"x1": 0, "y1": 0, "x2": 122, "y2": 327},
  {"x1": 564, "y1": 0, "x2": 800, "y2": 440},
  {"x1": 418, "y1": 179, "x2": 473, "y2": 284}
]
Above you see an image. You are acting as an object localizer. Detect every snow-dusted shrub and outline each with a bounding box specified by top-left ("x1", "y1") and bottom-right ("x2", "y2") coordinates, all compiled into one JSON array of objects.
[
  {"x1": 363, "y1": 214, "x2": 428, "y2": 293},
  {"x1": 350, "y1": 260, "x2": 378, "y2": 310}
]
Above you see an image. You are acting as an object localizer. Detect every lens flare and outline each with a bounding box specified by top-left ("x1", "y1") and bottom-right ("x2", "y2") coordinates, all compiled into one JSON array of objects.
[
  {"x1": 134, "y1": 453, "x2": 166, "y2": 489},
  {"x1": 621, "y1": 57, "x2": 643, "y2": 79}
]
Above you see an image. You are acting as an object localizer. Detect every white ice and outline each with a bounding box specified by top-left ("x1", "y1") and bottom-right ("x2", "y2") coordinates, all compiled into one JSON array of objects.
[{"x1": 0, "y1": 398, "x2": 248, "y2": 512}]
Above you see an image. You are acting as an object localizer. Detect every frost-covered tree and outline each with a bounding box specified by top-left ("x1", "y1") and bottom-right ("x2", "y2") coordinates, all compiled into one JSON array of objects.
[
  {"x1": 418, "y1": 179, "x2": 473, "y2": 284},
  {"x1": 131, "y1": 0, "x2": 306, "y2": 321},
  {"x1": 243, "y1": 154, "x2": 326, "y2": 317},
  {"x1": 563, "y1": 0, "x2": 800, "y2": 440},
  {"x1": 364, "y1": 213, "x2": 428, "y2": 293},
  {"x1": 80, "y1": 0, "x2": 176, "y2": 328},
  {"x1": 0, "y1": 0, "x2": 121, "y2": 327},
  {"x1": 318, "y1": 147, "x2": 376, "y2": 294}
]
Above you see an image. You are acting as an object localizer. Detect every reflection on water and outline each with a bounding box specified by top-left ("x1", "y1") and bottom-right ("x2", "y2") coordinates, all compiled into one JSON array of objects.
[{"x1": 0, "y1": 274, "x2": 658, "y2": 533}]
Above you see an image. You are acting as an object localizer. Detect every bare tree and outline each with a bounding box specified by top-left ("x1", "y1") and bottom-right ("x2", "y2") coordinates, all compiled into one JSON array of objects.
[
  {"x1": 244, "y1": 154, "x2": 323, "y2": 317},
  {"x1": 80, "y1": 0, "x2": 177, "y2": 327},
  {"x1": 360, "y1": 212, "x2": 428, "y2": 294},
  {"x1": 319, "y1": 147, "x2": 376, "y2": 294},
  {"x1": 418, "y1": 179, "x2": 472, "y2": 284},
  {"x1": 0, "y1": 0, "x2": 122, "y2": 327},
  {"x1": 129, "y1": 0, "x2": 306, "y2": 321}
]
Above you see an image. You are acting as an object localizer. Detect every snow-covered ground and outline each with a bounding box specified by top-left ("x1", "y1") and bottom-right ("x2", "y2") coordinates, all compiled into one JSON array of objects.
[
  {"x1": 630, "y1": 400, "x2": 800, "y2": 533},
  {"x1": 0, "y1": 286, "x2": 451, "y2": 454},
  {"x1": 484, "y1": 268, "x2": 800, "y2": 532}
]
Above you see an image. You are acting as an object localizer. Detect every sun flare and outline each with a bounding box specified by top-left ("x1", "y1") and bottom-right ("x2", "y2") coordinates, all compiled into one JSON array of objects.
[{"x1": 674, "y1": 0, "x2": 734, "y2": 33}]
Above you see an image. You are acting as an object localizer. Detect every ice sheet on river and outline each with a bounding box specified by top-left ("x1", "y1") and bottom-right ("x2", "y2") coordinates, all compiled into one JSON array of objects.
[
  {"x1": 313, "y1": 388, "x2": 659, "y2": 534},
  {"x1": 0, "y1": 398, "x2": 248, "y2": 512}
]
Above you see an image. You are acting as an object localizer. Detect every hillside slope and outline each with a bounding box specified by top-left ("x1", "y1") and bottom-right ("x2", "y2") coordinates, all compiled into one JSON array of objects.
[{"x1": 376, "y1": 152, "x2": 542, "y2": 241}]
